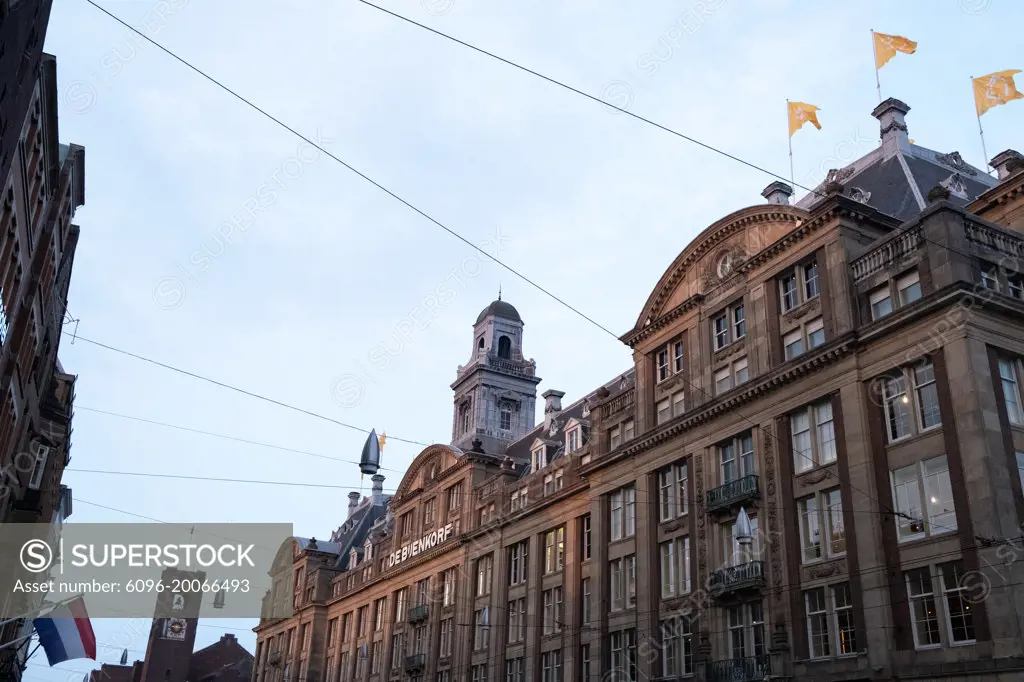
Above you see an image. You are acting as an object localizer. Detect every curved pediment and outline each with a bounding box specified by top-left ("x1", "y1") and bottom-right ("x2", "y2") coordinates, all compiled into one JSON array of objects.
[
  {"x1": 626, "y1": 205, "x2": 807, "y2": 344},
  {"x1": 392, "y1": 443, "x2": 464, "y2": 500}
]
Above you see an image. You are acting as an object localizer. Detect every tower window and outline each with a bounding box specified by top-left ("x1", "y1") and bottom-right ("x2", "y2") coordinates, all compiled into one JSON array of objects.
[
  {"x1": 478, "y1": 337, "x2": 485, "y2": 350},
  {"x1": 500, "y1": 403, "x2": 513, "y2": 431},
  {"x1": 497, "y1": 335, "x2": 511, "y2": 359}
]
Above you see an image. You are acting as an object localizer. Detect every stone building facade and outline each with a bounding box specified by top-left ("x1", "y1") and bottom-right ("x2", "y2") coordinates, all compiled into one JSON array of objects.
[{"x1": 253, "y1": 99, "x2": 1024, "y2": 681}]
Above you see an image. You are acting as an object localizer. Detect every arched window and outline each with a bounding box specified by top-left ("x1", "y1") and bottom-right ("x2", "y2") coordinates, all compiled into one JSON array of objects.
[
  {"x1": 499, "y1": 403, "x2": 513, "y2": 431},
  {"x1": 497, "y1": 335, "x2": 511, "y2": 359},
  {"x1": 477, "y1": 337, "x2": 485, "y2": 351}
]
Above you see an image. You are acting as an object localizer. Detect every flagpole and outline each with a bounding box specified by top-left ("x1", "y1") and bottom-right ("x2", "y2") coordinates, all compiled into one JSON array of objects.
[
  {"x1": 972, "y1": 77, "x2": 993, "y2": 176},
  {"x1": 871, "y1": 29, "x2": 882, "y2": 102},
  {"x1": 786, "y1": 99, "x2": 794, "y2": 184}
]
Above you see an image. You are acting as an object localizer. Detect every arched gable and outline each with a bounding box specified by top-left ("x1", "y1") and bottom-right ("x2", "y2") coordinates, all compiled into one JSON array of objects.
[
  {"x1": 631, "y1": 205, "x2": 807, "y2": 333},
  {"x1": 392, "y1": 444, "x2": 463, "y2": 500}
]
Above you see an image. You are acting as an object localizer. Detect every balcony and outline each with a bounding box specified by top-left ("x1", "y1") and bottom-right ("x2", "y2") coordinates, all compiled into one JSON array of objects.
[
  {"x1": 709, "y1": 560, "x2": 765, "y2": 599},
  {"x1": 708, "y1": 655, "x2": 771, "y2": 682},
  {"x1": 404, "y1": 654, "x2": 425, "y2": 671},
  {"x1": 407, "y1": 604, "x2": 429, "y2": 623},
  {"x1": 706, "y1": 474, "x2": 759, "y2": 513}
]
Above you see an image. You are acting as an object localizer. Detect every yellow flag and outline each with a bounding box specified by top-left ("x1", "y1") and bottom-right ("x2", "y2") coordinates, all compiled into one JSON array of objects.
[
  {"x1": 788, "y1": 101, "x2": 822, "y2": 137},
  {"x1": 378, "y1": 431, "x2": 387, "y2": 451},
  {"x1": 874, "y1": 32, "x2": 917, "y2": 69},
  {"x1": 973, "y1": 70, "x2": 1024, "y2": 116}
]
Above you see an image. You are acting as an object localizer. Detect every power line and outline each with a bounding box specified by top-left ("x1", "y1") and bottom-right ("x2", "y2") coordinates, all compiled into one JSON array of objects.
[
  {"x1": 76, "y1": 0, "x2": 989, "y2": 551},
  {"x1": 76, "y1": 406, "x2": 404, "y2": 472},
  {"x1": 63, "y1": 333, "x2": 428, "y2": 448},
  {"x1": 81, "y1": 0, "x2": 616, "y2": 340}
]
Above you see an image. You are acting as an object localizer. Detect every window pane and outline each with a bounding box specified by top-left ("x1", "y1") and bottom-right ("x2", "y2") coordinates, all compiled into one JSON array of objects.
[
  {"x1": 893, "y1": 465, "x2": 923, "y2": 539},
  {"x1": 806, "y1": 588, "x2": 829, "y2": 658},
  {"x1": 898, "y1": 271, "x2": 922, "y2": 305},
  {"x1": 914, "y1": 361, "x2": 941, "y2": 429},
  {"x1": 923, "y1": 456, "x2": 956, "y2": 535},
  {"x1": 815, "y1": 401, "x2": 837, "y2": 464},
  {"x1": 883, "y1": 374, "x2": 910, "y2": 441},
  {"x1": 999, "y1": 359, "x2": 1024, "y2": 425},
  {"x1": 784, "y1": 331, "x2": 803, "y2": 360},
  {"x1": 791, "y1": 411, "x2": 812, "y2": 473},
  {"x1": 799, "y1": 497, "x2": 821, "y2": 562},
  {"x1": 907, "y1": 569, "x2": 941, "y2": 647},
  {"x1": 807, "y1": 318, "x2": 825, "y2": 349},
  {"x1": 804, "y1": 263, "x2": 819, "y2": 299},
  {"x1": 734, "y1": 305, "x2": 746, "y2": 339},
  {"x1": 825, "y1": 489, "x2": 845, "y2": 555},
  {"x1": 941, "y1": 561, "x2": 975, "y2": 643},
  {"x1": 833, "y1": 583, "x2": 857, "y2": 655},
  {"x1": 870, "y1": 286, "x2": 893, "y2": 319}
]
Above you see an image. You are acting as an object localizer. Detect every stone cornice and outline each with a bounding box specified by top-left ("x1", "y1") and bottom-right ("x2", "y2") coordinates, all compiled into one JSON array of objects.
[
  {"x1": 967, "y1": 170, "x2": 1024, "y2": 213},
  {"x1": 622, "y1": 198, "x2": 899, "y2": 349}
]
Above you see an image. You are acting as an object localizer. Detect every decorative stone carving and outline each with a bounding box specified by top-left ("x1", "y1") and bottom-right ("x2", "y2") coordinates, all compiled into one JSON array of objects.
[
  {"x1": 826, "y1": 167, "x2": 855, "y2": 184},
  {"x1": 936, "y1": 151, "x2": 978, "y2": 176},
  {"x1": 712, "y1": 337, "x2": 747, "y2": 364},
  {"x1": 796, "y1": 466, "x2": 834, "y2": 488},
  {"x1": 848, "y1": 186, "x2": 872, "y2": 203},
  {"x1": 804, "y1": 559, "x2": 846, "y2": 581},
  {"x1": 781, "y1": 296, "x2": 821, "y2": 325},
  {"x1": 941, "y1": 172, "x2": 969, "y2": 199},
  {"x1": 700, "y1": 243, "x2": 748, "y2": 291}
]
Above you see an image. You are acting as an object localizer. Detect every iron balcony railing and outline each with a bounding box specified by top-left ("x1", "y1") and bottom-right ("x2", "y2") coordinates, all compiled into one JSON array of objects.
[
  {"x1": 706, "y1": 474, "x2": 759, "y2": 513},
  {"x1": 404, "y1": 654, "x2": 426, "y2": 671},
  {"x1": 708, "y1": 655, "x2": 771, "y2": 682},
  {"x1": 709, "y1": 560, "x2": 765, "y2": 598},
  {"x1": 407, "y1": 604, "x2": 429, "y2": 623}
]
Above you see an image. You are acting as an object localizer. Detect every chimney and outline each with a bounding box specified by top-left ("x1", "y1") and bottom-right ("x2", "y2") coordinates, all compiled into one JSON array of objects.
[
  {"x1": 761, "y1": 181, "x2": 793, "y2": 206},
  {"x1": 542, "y1": 389, "x2": 565, "y2": 430},
  {"x1": 872, "y1": 98, "x2": 911, "y2": 157},
  {"x1": 347, "y1": 491, "x2": 360, "y2": 518},
  {"x1": 990, "y1": 149, "x2": 1024, "y2": 180},
  {"x1": 371, "y1": 474, "x2": 385, "y2": 505}
]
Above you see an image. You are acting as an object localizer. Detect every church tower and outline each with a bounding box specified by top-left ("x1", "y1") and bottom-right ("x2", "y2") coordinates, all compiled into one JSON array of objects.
[{"x1": 451, "y1": 296, "x2": 541, "y2": 455}]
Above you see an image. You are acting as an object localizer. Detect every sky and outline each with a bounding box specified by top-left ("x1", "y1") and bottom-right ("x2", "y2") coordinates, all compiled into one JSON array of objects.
[{"x1": 23, "y1": 0, "x2": 1024, "y2": 677}]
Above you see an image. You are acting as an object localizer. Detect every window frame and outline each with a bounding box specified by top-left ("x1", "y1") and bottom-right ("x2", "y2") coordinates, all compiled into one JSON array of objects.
[
  {"x1": 780, "y1": 261, "x2": 819, "y2": 312},
  {"x1": 999, "y1": 358, "x2": 1024, "y2": 426},
  {"x1": 891, "y1": 455, "x2": 957, "y2": 542},
  {"x1": 798, "y1": 488, "x2": 845, "y2": 564},
  {"x1": 791, "y1": 398, "x2": 836, "y2": 473},
  {"x1": 658, "y1": 461, "x2": 689, "y2": 522},
  {"x1": 880, "y1": 359, "x2": 942, "y2": 443},
  {"x1": 940, "y1": 561, "x2": 976, "y2": 645},
  {"x1": 906, "y1": 567, "x2": 942, "y2": 649},
  {"x1": 610, "y1": 485, "x2": 637, "y2": 541},
  {"x1": 656, "y1": 336, "x2": 686, "y2": 383},
  {"x1": 659, "y1": 536, "x2": 691, "y2": 599}
]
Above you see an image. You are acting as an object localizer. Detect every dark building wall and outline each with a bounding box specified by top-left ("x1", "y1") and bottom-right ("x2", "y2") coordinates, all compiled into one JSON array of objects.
[{"x1": 0, "y1": 0, "x2": 54, "y2": 186}]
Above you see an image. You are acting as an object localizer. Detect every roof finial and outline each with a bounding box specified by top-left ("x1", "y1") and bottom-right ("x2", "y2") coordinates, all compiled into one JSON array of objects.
[{"x1": 498, "y1": 284, "x2": 502, "y2": 301}]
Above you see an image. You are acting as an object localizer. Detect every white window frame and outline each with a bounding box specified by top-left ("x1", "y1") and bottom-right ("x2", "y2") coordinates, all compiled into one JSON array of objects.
[
  {"x1": 473, "y1": 608, "x2": 489, "y2": 650},
  {"x1": 981, "y1": 263, "x2": 1000, "y2": 292},
  {"x1": 544, "y1": 527, "x2": 565, "y2": 574},
  {"x1": 542, "y1": 586, "x2": 563, "y2": 634},
  {"x1": 891, "y1": 455, "x2": 957, "y2": 542},
  {"x1": 881, "y1": 359, "x2": 942, "y2": 443},
  {"x1": 609, "y1": 425, "x2": 622, "y2": 449},
  {"x1": 783, "y1": 316, "x2": 825, "y2": 361},
  {"x1": 658, "y1": 462, "x2": 689, "y2": 522},
  {"x1": 798, "y1": 488, "x2": 845, "y2": 564},
  {"x1": 27, "y1": 442, "x2": 48, "y2": 490},
  {"x1": 442, "y1": 569, "x2": 456, "y2": 606},
  {"x1": 791, "y1": 399, "x2": 836, "y2": 473},
  {"x1": 476, "y1": 555, "x2": 493, "y2": 596},
  {"x1": 712, "y1": 302, "x2": 746, "y2": 351},
  {"x1": 714, "y1": 357, "x2": 749, "y2": 395},
  {"x1": 999, "y1": 358, "x2": 1024, "y2": 425},
  {"x1": 509, "y1": 541, "x2": 528, "y2": 585},
  {"x1": 566, "y1": 427, "x2": 580, "y2": 454},
  {"x1": 623, "y1": 419, "x2": 635, "y2": 441},
  {"x1": 610, "y1": 554, "x2": 637, "y2": 611},
  {"x1": 610, "y1": 485, "x2": 636, "y2": 541},
  {"x1": 531, "y1": 446, "x2": 545, "y2": 473},
  {"x1": 718, "y1": 431, "x2": 755, "y2": 484},
  {"x1": 805, "y1": 587, "x2": 830, "y2": 658},
  {"x1": 906, "y1": 567, "x2": 941, "y2": 649},
  {"x1": 659, "y1": 536, "x2": 690, "y2": 598},
  {"x1": 672, "y1": 391, "x2": 685, "y2": 419},
  {"x1": 656, "y1": 398, "x2": 671, "y2": 425},
  {"x1": 673, "y1": 340, "x2": 685, "y2": 373},
  {"x1": 869, "y1": 284, "x2": 893, "y2": 320},
  {"x1": 897, "y1": 270, "x2": 922, "y2": 306},
  {"x1": 940, "y1": 561, "x2": 976, "y2": 645},
  {"x1": 781, "y1": 261, "x2": 819, "y2": 312},
  {"x1": 656, "y1": 346, "x2": 670, "y2": 382},
  {"x1": 506, "y1": 598, "x2": 526, "y2": 643}
]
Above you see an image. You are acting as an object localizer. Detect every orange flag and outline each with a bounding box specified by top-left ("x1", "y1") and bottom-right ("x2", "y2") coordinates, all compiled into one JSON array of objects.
[
  {"x1": 973, "y1": 70, "x2": 1024, "y2": 116},
  {"x1": 874, "y1": 32, "x2": 917, "y2": 69},
  {"x1": 788, "y1": 101, "x2": 821, "y2": 137}
]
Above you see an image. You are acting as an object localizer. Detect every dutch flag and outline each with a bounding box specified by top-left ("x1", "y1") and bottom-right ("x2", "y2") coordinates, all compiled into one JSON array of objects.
[{"x1": 33, "y1": 597, "x2": 97, "y2": 665}]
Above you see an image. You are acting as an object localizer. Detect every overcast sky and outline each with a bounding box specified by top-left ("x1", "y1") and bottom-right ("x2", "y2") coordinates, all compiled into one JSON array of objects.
[{"x1": 25, "y1": 0, "x2": 1024, "y2": 676}]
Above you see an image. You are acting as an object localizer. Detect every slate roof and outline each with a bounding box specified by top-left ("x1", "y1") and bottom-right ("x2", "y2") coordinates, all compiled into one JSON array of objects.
[
  {"x1": 503, "y1": 369, "x2": 636, "y2": 476},
  {"x1": 795, "y1": 116, "x2": 998, "y2": 223}
]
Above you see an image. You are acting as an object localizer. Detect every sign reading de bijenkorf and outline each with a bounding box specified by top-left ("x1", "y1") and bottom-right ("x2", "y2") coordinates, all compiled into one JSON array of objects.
[{"x1": 0, "y1": 523, "x2": 294, "y2": 619}]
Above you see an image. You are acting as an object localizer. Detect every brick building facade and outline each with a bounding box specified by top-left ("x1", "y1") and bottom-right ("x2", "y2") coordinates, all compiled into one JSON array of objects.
[
  {"x1": 253, "y1": 99, "x2": 1024, "y2": 681},
  {"x1": 0, "y1": 41, "x2": 84, "y2": 682}
]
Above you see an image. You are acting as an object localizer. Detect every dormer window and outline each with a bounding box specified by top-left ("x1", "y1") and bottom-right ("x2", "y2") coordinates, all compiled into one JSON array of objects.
[
  {"x1": 566, "y1": 426, "x2": 581, "y2": 454},
  {"x1": 349, "y1": 548, "x2": 358, "y2": 568},
  {"x1": 532, "y1": 446, "x2": 545, "y2": 472},
  {"x1": 364, "y1": 540, "x2": 373, "y2": 561}
]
